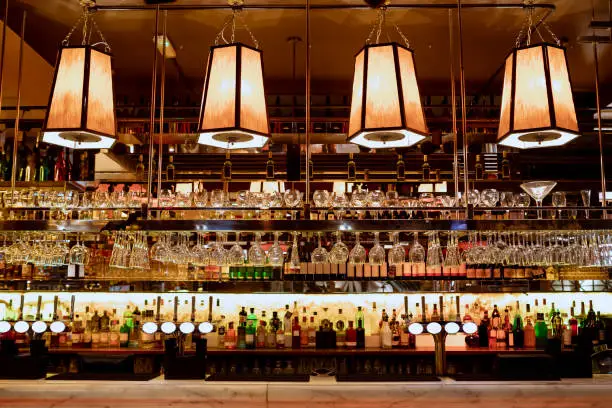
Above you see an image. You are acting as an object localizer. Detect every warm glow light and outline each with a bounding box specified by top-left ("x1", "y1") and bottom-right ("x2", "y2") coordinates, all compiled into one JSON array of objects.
[
  {"x1": 13, "y1": 321, "x2": 29, "y2": 333},
  {"x1": 32, "y1": 321, "x2": 48, "y2": 334},
  {"x1": 497, "y1": 43, "x2": 579, "y2": 149},
  {"x1": 198, "y1": 43, "x2": 269, "y2": 150},
  {"x1": 0, "y1": 321, "x2": 11, "y2": 333},
  {"x1": 161, "y1": 321, "x2": 177, "y2": 334},
  {"x1": 426, "y1": 322, "x2": 442, "y2": 334},
  {"x1": 462, "y1": 321, "x2": 478, "y2": 334},
  {"x1": 142, "y1": 322, "x2": 158, "y2": 334},
  {"x1": 198, "y1": 322, "x2": 214, "y2": 334},
  {"x1": 348, "y1": 43, "x2": 428, "y2": 149},
  {"x1": 50, "y1": 321, "x2": 66, "y2": 333},
  {"x1": 444, "y1": 322, "x2": 460, "y2": 334},
  {"x1": 179, "y1": 322, "x2": 195, "y2": 334},
  {"x1": 154, "y1": 35, "x2": 177, "y2": 59},
  {"x1": 408, "y1": 322, "x2": 424, "y2": 335},
  {"x1": 43, "y1": 46, "x2": 117, "y2": 149}
]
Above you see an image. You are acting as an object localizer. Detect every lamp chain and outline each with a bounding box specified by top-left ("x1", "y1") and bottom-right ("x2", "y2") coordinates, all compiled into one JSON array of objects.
[
  {"x1": 62, "y1": 0, "x2": 111, "y2": 52},
  {"x1": 365, "y1": 6, "x2": 410, "y2": 48},
  {"x1": 514, "y1": 0, "x2": 560, "y2": 47},
  {"x1": 214, "y1": 5, "x2": 259, "y2": 49}
]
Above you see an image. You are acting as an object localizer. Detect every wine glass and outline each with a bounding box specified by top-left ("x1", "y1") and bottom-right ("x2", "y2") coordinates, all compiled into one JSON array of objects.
[
  {"x1": 348, "y1": 232, "x2": 366, "y2": 264},
  {"x1": 209, "y1": 233, "x2": 229, "y2": 267},
  {"x1": 369, "y1": 232, "x2": 386, "y2": 265},
  {"x1": 388, "y1": 232, "x2": 405, "y2": 266},
  {"x1": 248, "y1": 233, "x2": 266, "y2": 266},
  {"x1": 367, "y1": 190, "x2": 385, "y2": 219},
  {"x1": 69, "y1": 234, "x2": 90, "y2": 266},
  {"x1": 409, "y1": 232, "x2": 426, "y2": 277},
  {"x1": 480, "y1": 189, "x2": 499, "y2": 219},
  {"x1": 236, "y1": 190, "x2": 250, "y2": 207},
  {"x1": 289, "y1": 232, "x2": 300, "y2": 269},
  {"x1": 313, "y1": 190, "x2": 331, "y2": 219},
  {"x1": 194, "y1": 189, "x2": 208, "y2": 207},
  {"x1": 267, "y1": 232, "x2": 284, "y2": 266},
  {"x1": 581, "y1": 190, "x2": 591, "y2": 219},
  {"x1": 284, "y1": 189, "x2": 302, "y2": 220},
  {"x1": 467, "y1": 189, "x2": 481, "y2": 206},
  {"x1": 312, "y1": 233, "x2": 329, "y2": 264},
  {"x1": 329, "y1": 231, "x2": 349, "y2": 264},
  {"x1": 331, "y1": 192, "x2": 348, "y2": 220},
  {"x1": 210, "y1": 189, "x2": 227, "y2": 208},
  {"x1": 552, "y1": 191, "x2": 566, "y2": 220},
  {"x1": 229, "y1": 233, "x2": 245, "y2": 265},
  {"x1": 350, "y1": 187, "x2": 368, "y2": 208}
]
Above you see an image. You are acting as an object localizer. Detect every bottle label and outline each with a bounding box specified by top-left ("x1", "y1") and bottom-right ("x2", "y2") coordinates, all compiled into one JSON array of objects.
[
  {"x1": 246, "y1": 334, "x2": 254, "y2": 344},
  {"x1": 120, "y1": 333, "x2": 128, "y2": 343},
  {"x1": 293, "y1": 330, "x2": 300, "y2": 337},
  {"x1": 71, "y1": 333, "x2": 82, "y2": 344}
]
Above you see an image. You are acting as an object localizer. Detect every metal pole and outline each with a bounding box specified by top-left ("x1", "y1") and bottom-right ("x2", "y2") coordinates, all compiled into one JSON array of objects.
[
  {"x1": 305, "y1": 0, "x2": 311, "y2": 205},
  {"x1": 157, "y1": 10, "x2": 167, "y2": 200},
  {"x1": 592, "y1": 3, "x2": 607, "y2": 209},
  {"x1": 146, "y1": 5, "x2": 160, "y2": 215},
  {"x1": 457, "y1": 0, "x2": 469, "y2": 218},
  {"x1": 0, "y1": 0, "x2": 9, "y2": 114},
  {"x1": 10, "y1": 10, "x2": 25, "y2": 193},
  {"x1": 449, "y1": 9, "x2": 458, "y2": 198}
]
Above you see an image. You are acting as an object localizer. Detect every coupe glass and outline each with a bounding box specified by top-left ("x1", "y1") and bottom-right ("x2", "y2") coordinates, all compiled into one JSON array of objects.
[
  {"x1": 312, "y1": 233, "x2": 329, "y2": 264},
  {"x1": 267, "y1": 232, "x2": 284, "y2": 266},
  {"x1": 369, "y1": 232, "x2": 386, "y2": 265},
  {"x1": 329, "y1": 231, "x2": 349, "y2": 264},
  {"x1": 520, "y1": 181, "x2": 556, "y2": 219},
  {"x1": 552, "y1": 191, "x2": 566, "y2": 219},
  {"x1": 581, "y1": 189, "x2": 591, "y2": 219},
  {"x1": 348, "y1": 232, "x2": 366, "y2": 264},
  {"x1": 388, "y1": 232, "x2": 405, "y2": 265},
  {"x1": 248, "y1": 233, "x2": 266, "y2": 266}
]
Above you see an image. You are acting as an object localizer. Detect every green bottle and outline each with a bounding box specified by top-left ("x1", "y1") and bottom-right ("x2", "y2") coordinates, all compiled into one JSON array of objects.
[
  {"x1": 535, "y1": 311, "x2": 548, "y2": 348},
  {"x1": 246, "y1": 307, "x2": 257, "y2": 349}
]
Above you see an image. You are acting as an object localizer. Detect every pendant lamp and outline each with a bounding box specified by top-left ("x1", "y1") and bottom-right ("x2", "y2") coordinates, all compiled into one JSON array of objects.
[
  {"x1": 42, "y1": 3, "x2": 116, "y2": 149},
  {"x1": 348, "y1": 8, "x2": 428, "y2": 149},
  {"x1": 497, "y1": 9, "x2": 579, "y2": 149},
  {"x1": 198, "y1": 8, "x2": 269, "y2": 150}
]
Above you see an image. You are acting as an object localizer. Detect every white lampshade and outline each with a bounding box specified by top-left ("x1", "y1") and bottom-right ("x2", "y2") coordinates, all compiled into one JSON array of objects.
[
  {"x1": 497, "y1": 43, "x2": 580, "y2": 149},
  {"x1": 198, "y1": 43, "x2": 269, "y2": 149},
  {"x1": 348, "y1": 43, "x2": 428, "y2": 149},
  {"x1": 42, "y1": 46, "x2": 117, "y2": 149}
]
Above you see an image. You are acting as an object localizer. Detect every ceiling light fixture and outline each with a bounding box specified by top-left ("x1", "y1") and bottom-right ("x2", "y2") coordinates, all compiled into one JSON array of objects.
[
  {"x1": 497, "y1": 2, "x2": 579, "y2": 149},
  {"x1": 197, "y1": 3, "x2": 269, "y2": 150},
  {"x1": 42, "y1": 0, "x2": 116, "y2": 150},
  {"x1": 348, "y1": 5, "x2": 428, "y2": 149}
]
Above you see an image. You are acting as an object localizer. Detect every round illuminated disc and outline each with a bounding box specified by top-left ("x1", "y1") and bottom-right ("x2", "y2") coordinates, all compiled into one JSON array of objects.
[
  {"x1": 462, "y1": 321, "x2": 478, "y2": 334},
  {"x1": 408, "y1": 322, "x2": 423, "y2": 335},
  {"x1": 160, "y1": 321, "x2": 176, "y2": 334},
  {"x1": 13, "y1": 321, "x2": 30, "y2": 333},
  {"x1": 59, "y1": 131, "x2": 102, "y2": 144},
  {"x1": 444, "y1": 322, "x2": 460, "y2": 334},
  {"x1": 142, "y1": 322, "x2": 158, "y2": 334},
  {"x1": 427, "y1": 322, "x2": 442, "y2": 334},
  {"x1": 0, "y1": 321, "x2": 11, "y2": 333},
  {"x1": 50, "y1": 321, "x2": 66, "y2": 333},
  {"x1": 198, "y1": 322, "x2": 213, "y2": 334},
  {"x1": 179, "y1": 322, "x2": 195, "y2": 334},
  {"x1": 518, "y1": 131, "x2": 561, "y2": 143},
  {"x1": 32, "y1": 321, "x2": 48, "y2": 334}
]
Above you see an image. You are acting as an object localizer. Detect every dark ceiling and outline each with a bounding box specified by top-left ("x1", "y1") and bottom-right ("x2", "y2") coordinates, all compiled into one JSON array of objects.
[{"x1": 8, "y1": 0, "x2": 612, "y2": 100}]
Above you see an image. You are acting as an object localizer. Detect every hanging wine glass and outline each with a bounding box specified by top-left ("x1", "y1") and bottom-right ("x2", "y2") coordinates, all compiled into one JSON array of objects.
[
  {"x1": 388, "y1": 232, "x2": 405, "y2": 266},
  {"x1": 409, "y1": 232, "x2": 426, "y2": 277},
  {"x1": 248, "y1": 233, "x2": 266, "y2": 266},
  {"x1": 210, "y1": 233, "x2": 229, "y2": 267},
  {"x1": 312, "y1": 232, "x2": 329, "y2": 264},
  {"x1": 229, "y1": 232, "x2": 245, "y2": 265},
  {"x1": 192, "y1": 233, "x2": 211, "y2": 267},
  {"x1": 290, "y1": 232, "x2": 301, "y2": 269},
  {"x1": 369, "y1": 232, "x2": 385, "y2": 265},
  {"x1": 349, "y1": 232, "x2": 366, "y2": 264},
  {"x1": 329, "y1": 231, "x2": 349, "y2": 264},
  {"x1": 69, "y1": 233, "x2": 90, "y2": 266},
  {"x1": 267, "y1": 232, "x2": 284, "y2": 266}
]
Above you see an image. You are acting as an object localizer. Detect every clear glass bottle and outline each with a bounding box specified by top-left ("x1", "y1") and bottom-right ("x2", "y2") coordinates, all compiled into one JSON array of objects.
[{"x1": 380, "y1": 314, "x2": 392, "y2": 349}]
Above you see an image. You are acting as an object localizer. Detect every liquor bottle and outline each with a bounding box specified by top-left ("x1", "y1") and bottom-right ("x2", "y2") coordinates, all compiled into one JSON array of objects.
[
  {"x1": 524, "y1": 305, "x2": 536, "y2": 348},
  {"x1": 569, "y1": 307, "x2": 578, "y2": 337},
  {"x1": 513, "y1": 301, "x2": 524, "y2": 348},
  {"x1": 266, "y1": 151, "x2": 275, "y2": 180},
  {"x1": 335, "y1": 309, "x2": 346, "y2": 348},
  {"x1": 347, "y1": 153, "x2": 356, "y2": 181},
  {"x1": 346, "y1": 321, "x2": 357, "y2": 349},
  {"x1": 462, "y1": 304, "x2": 473, "y2": 322},
  {"x1": 283, "y1": 304, "x2": 292, "y2": 348},
  {"x1": 430, "y1": 304, "x2": 440, "y2": 322},
  {"x1": 380, "y1": 313, "x2": 392, "y2": 349},
  {"x1": 166, "y1": 155, "x2": 175, "y2": 181},
  {"x1": 308, "y1": 315, "x2": 316, "y2": 348},
  {"x1": 246, "y1": 308, "x2": 257, "y2": 349},
  {"x1": 421, "y1": 154, "x2": 430, "y2": 181},
  {"x1": 223, "y1": 151, "x2": 232, "y2": 180},
  {"x1": 501, "y1": 151, "x2": 511, "y2": 180},
  {"x1": 292, "y1": 316, "x2": 301, "y2": 349},
  {"x1": 578, "y1": 301, "x2": 587, "y2": 332},
  {"x1": 256, "y1": 311, "x2": 267, "y2": 348},
  {"x1": 562, "y1": 314, "x2": 573, "y2": 349},
  {"x1": 585, "y1": 300, "x2": 597, "y2": 329},
  {"x1": 475, "y1": 154, "x2": 483, "y2": 180},
  {"x1": 396, "y1": 154, "x2": 405, "y2": 181},
  {"x1": 501, "y1": 307, "x2": 511, "y2": 348},
  {"x1": 54, "y1": 150, "x2": 67, "y2": 181},
  {"x1": 478, "y1": 309, "x2": 490, "y2": 348},
  {"x1": 224, "y1": 322, "x2": 237, "y2": 349},
  {"x1": 597, "y1": 311, "x2": 606, "y2": 343},
  {"x1": 136, "y1": 154, "x2": 145, "y2": 179},
  {"x1": 391, "y1": 321, "x2": 401, "y2": 348},
  {"x1": 535, "y1": 308, "x2": 548, "y2": 348},
  {"x1": 552, "y1": 309, "x2": 563, "y2": 339},
  {"x1": 275, "y1": 320, "x2": 285, "y2": 349},
  {"x1": 490, "y1": 305, "x2": 500, "y2": 348},
  {"x1": 78, "y1": 152, "x2": 89, "y2": 181},
  {"x1": 300, "y1": 316, "x2": 309, "y2": 348},
  {"x1": 266, "y1": 312, "x2": 278, "y2": 348}
]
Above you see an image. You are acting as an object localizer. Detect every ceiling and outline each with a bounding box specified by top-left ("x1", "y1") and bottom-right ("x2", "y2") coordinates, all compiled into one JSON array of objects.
[{"x1": 7, "y1": 0, "x2": 612, "y2": 101}]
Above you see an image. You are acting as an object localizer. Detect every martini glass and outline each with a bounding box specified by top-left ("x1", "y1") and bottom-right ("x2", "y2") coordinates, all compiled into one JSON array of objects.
[{"x1": 520, "y1": 181, "x2": 557, "y2": 219}]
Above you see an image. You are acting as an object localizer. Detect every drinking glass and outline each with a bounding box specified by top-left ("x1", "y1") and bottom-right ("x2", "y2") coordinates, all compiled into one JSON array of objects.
[
  {"x1": 210, "y1": 189, "x2": 227, "y2": 208},
  {"x1": 248, "y1": 233, "x2": 266, "y2": 266},
  {"x1": 369, "y1": 232, "x2": 386, "y2": 265},
  {"x1": 158, "y1": 189, "x2": 174, "y2": 207},
  {"x1": 520, "y1": 181, "x2": 556, "y2": 219},
  {"x1": 349, "y1": 232, "x2": 366, "y2": 264},
  {"x1": 312, "y1": 233, "x2": 329, "y2": 264},
  {"x1": 551, "y1": 191, "x2": 566, "y2": 219},
  {"x1": 229, "y1": 233, "x2": 245, "y2": 265},
  {"x1": 331, "y1": 192, "x2": 348, "y2": 220},
  {"x1": 480, "y1": 189, "x2": 499, "y2": 219},
  {"x1": 283, "y1": 189, "x2": 302, "y2": 208},
  {"x1": 194, "y1": 190, "x2": 209, "y2": 207},
  {"x1": 581, "y1": 189, "x2": 591, "y2": 219},
  {"x1": 385, "y1": 191, "x2": 399, "y2": 207},
  {"x1": 289, "y1": 232, "x2": 301, "y2": 269},
  {"x1": 329, "y1": 231, "x2": 349, "y2": 264},
  {"x1": 467, "y1": 189, "x2": 481, "y2": 206},
  {"x1": 388, "y1": 232, "x2": 405, "y2": 265},
  {"x1": 418, "y1": 192, "x2": 435, "y2": 207},
  {"x1": 209, "y1": 233, "x2": 229, "y2": 267},
  {"x1": 236, "y1": 190, "x2": 250, "y2": 207},
  {"x1": 69, "y1": 234, "x2": 90, "y2": 266},
  {"x1": 267, "y1": 232, "x2": 284, "y2": 266},
  {"x1": 313, "y1": 190, "x2": 331, "y2": 208},
  {"x1": 409, "y1": 232, "x2": 425, "y2": 263},
  {"x1": 191, "y1": 233, "x2": 210, "y2": 267},
  {"x1": 350, "y1": 188, "x2": 368, "y2": 208}
]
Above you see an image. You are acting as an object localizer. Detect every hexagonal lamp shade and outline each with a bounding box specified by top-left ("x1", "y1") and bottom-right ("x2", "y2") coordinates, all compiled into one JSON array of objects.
[
  {"x1": 348, "y1": 43, "x2": 428, "y2": 149},
  {"x1": 497, "y1": 43, "x2": 580, "y2": 149},
  {"x1": 198, "y1": 43, "x2": 269, "y2": 150},
  {"x1": 42, "y1": 46, "x2": 117, "y2": 149}
]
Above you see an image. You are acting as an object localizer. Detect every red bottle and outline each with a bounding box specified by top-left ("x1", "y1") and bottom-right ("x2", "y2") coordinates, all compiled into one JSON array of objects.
[{"x1": 345, "y1": 321, "x2": 357, "y2": 349}]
